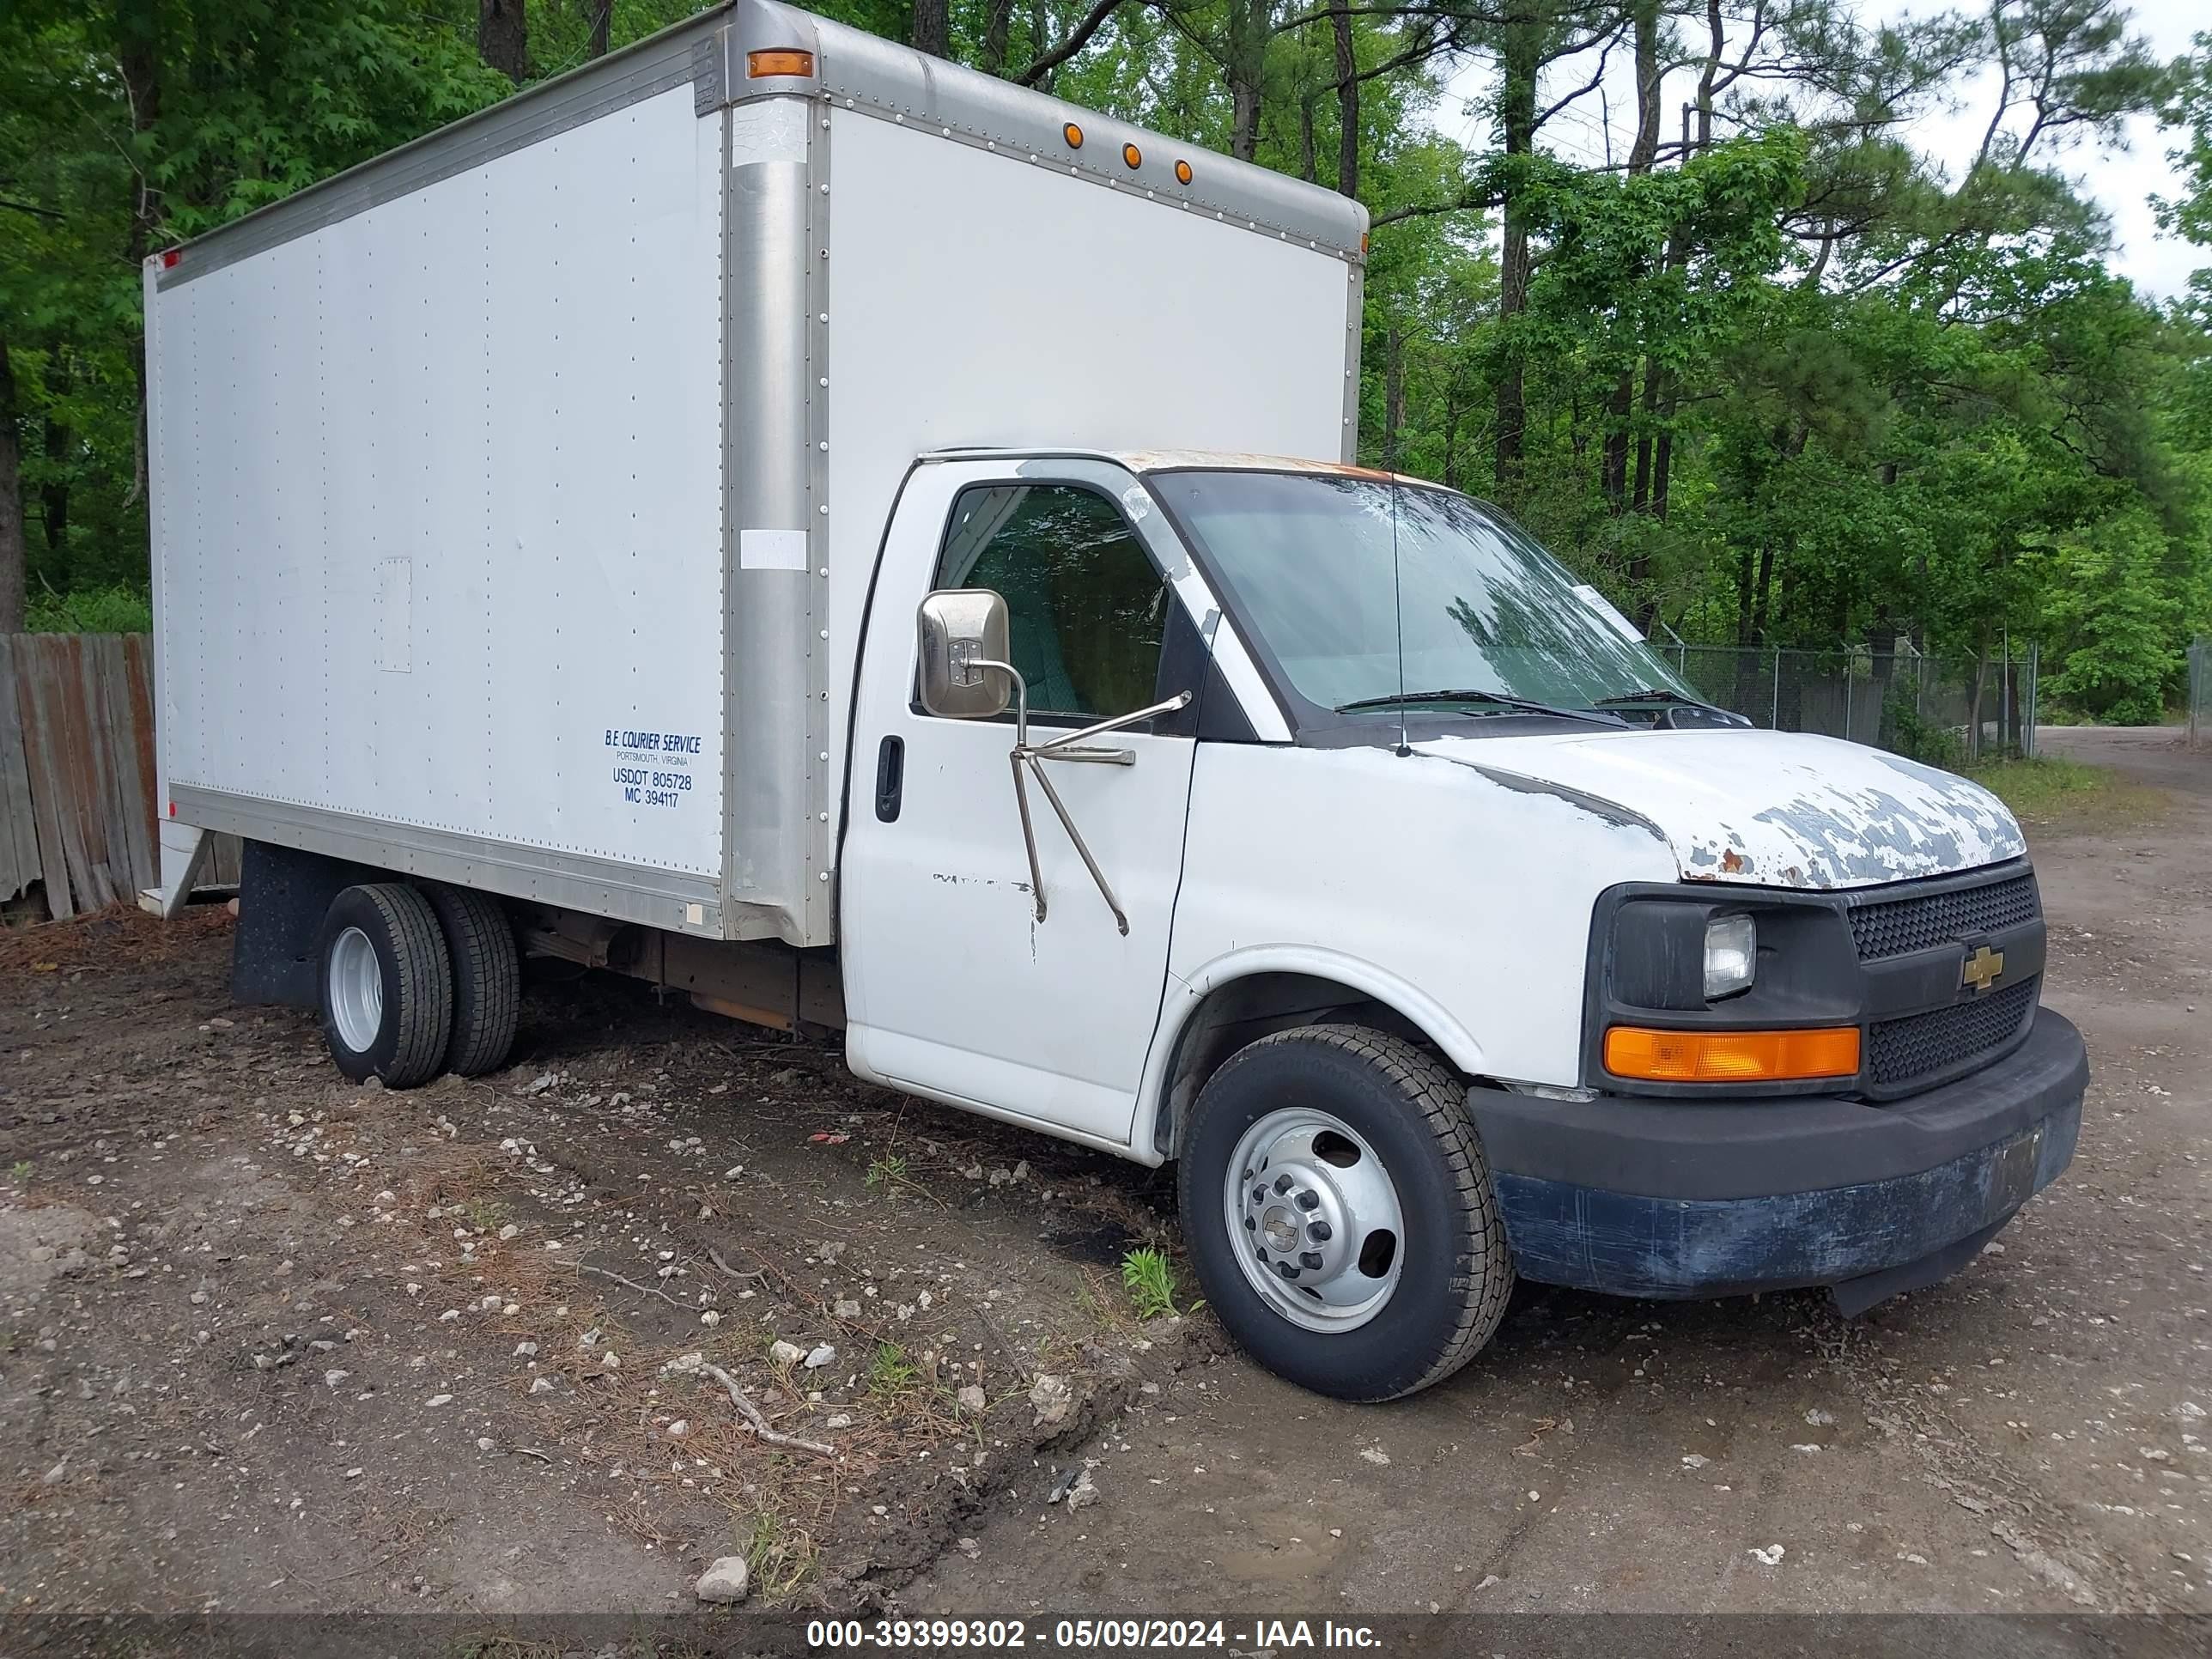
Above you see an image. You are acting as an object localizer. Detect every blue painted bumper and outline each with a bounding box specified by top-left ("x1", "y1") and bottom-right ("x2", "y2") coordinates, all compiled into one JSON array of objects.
[{"x1": 1468, "y1": 1012, "x2": 2087, "y2": 1301}]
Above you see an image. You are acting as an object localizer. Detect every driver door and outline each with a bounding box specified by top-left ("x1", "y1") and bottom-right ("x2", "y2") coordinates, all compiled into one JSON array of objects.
[{"x1": 839, "y1": 459, "x2": 1204, "y2": 1147}]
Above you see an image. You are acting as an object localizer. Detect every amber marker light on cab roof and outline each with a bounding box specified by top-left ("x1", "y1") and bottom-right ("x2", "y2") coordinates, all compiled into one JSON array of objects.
[
  {"x1": 1063, "y1": 122, "x2": 1085, "y2": 149},
  {"x1": 1603, "y1": 1024, "x2": 1860, "y2": 1085},
  {"x1": 746, "y1": 48, "x2": 815, "y2": 77},
  {"x1": 1122, "y1": 143, "x2": 1143, "y2": 169},
  {"x1": 1175, "y1": 160, "x2": 1193, "y2": 185}
]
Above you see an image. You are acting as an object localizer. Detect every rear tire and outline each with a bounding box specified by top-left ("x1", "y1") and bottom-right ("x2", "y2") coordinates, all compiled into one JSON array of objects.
[
  {"x1": 316, "y1": 884, "x2": 453, "y2": 1089},
  {"x1": 423, "y1": 885, "x2": 520, "y2": 1077},
  {"x1": 1176, "y1": 1024, "x2": 1513, "y2": 1401}
]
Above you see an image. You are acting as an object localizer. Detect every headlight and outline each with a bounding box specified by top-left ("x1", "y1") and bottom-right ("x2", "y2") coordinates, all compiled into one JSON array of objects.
[{"x1": 1703, "y1": 914, "x2": 1756, "y2": 1000}]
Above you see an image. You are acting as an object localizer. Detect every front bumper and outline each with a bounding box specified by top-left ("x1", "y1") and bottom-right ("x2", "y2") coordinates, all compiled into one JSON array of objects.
[{"x1": 1467, "y1": 1011, "x2": 2087, "y2": 1304}]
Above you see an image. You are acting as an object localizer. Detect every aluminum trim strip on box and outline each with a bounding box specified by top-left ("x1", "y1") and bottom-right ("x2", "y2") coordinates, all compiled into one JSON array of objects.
[
  {"x1": 171, "y1": 785, "x2": 727, "y2": 937},
  {"x1": 714, "y1": 0, "x2": 1366, "y2": 261}
]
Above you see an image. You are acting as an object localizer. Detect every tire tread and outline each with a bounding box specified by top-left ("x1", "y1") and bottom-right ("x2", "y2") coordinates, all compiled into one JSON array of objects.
[
  {"x1": 355, "y1": 883, "x2": 453, "y2": 1089},
  {"x1": 426, "y1": 885, "x2": 520, "y2": 1077}
]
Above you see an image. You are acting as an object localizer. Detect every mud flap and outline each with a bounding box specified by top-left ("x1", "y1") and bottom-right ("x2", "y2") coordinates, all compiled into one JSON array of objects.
[
  {"x1": 1829, "y1": 1216, "x2": 2009, "y2": 1318},
  {"x1": 232, "y1": 839, "x2": 380, "y2": 1008}
]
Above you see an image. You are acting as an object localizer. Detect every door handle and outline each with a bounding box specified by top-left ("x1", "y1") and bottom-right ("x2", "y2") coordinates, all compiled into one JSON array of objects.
[{"x1": 875, "y1": 735, "x2": 904, "y2": 823}]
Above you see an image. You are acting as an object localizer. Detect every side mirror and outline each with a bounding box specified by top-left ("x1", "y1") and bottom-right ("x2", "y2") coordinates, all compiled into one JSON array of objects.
[{"x1": 916, "y1": 589, "x2": 1012, "y2": 719}]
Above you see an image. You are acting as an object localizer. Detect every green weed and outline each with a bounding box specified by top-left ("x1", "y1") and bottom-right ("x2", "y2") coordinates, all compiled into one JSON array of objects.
[{"x1": 1120, "y1": 1247, "x2": 1181, "y2": 1320}]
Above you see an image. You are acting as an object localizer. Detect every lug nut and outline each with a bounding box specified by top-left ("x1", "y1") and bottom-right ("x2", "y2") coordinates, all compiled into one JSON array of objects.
[
  {"x1": 1308, "y1": 1220, "x2": 1332, "y2": 1243},
  {"x1": 1273, "y1": 1174, "x2": 1293, "y2": 1194},
  {"x1": 1243, "y1": 1216, "x2": 1255, "y2": 1231},
  {"x1": 1277, "y1": 1261, "x2": 1298, "y2": 1279},
  {"x1": 1253, "y1": 1186, "x2": 1268, "y2": 1206},
  {"x1": 1294, "y1": 1190, "x2": 1319, "y2": 1211},
  {"x1": 1300, "y1": 1250, "x2": 1323, "y2": 1270}
]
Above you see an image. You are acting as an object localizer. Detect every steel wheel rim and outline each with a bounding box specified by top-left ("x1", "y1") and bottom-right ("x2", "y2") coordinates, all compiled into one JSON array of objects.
[
  {"x1": 1222, "y1": 1106, "x2": 1405, "y2": 1333},
  {"x1": 328, "y1": 926, "x2": 383, "y2": 1053}
]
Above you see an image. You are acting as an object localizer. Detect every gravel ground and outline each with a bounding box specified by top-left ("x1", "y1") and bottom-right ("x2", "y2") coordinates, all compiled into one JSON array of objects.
[{"x1": 0, "y1": 724, "x2": 2206, "y2": 1632}]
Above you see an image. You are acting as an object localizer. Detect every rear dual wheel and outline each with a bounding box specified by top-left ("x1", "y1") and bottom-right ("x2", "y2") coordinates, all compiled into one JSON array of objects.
[
  {"x1": 1177, "y1": 1025, "x2": 1513, "y2": 1401},
  {"x1": 317, "y1": 882, "x2": 518, "y2": 1087}
]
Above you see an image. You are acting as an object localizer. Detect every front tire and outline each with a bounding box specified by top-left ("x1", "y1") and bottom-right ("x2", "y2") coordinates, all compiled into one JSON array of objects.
[
  {"x1": 1177, "y1": 1025, "x2": 1512, "y2": 1401},
  {"x1": 317, "y1": 884, "x2": 453, "y2": 1089}
]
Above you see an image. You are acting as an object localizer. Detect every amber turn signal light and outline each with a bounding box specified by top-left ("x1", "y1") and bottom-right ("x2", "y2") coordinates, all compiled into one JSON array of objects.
[
  {"x1": 1603, "y1": 1024, "x2": 1860, "y2": 1084},
  {"x1": 746, "y1": 48, "x2": 815, "y2": 78}
]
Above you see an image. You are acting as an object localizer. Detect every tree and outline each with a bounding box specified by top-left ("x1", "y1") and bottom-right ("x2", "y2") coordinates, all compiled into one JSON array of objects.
[{"x1": 479, "y1": 0, "x2": 529, "y2": 84}]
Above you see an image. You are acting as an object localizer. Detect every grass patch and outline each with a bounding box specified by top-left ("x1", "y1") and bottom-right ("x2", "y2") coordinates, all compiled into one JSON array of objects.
[
  {"x1": 741, "y1": 1506, "x2": 818, "y2": 1603},
  {"x1": 867, "y1": 1339, "x2": 921, "y2": 1395},
  {"x1": 1965, "y1": 756, "x2": 2165, "y2": 829},
  {"x1": 1119, "y1": 1247, "x2": 1182, "y2": 1320}
]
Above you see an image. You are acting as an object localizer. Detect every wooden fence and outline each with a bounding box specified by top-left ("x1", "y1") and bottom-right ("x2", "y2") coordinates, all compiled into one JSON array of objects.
[{"x1": 1, "y1": 633, "x2": 236, "y2": 923}]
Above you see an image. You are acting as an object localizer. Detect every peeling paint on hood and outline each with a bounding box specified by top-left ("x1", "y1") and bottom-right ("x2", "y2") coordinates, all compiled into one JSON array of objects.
[{"x1": 1415, "y1": 728, "x2": 2026, "y2": 890}]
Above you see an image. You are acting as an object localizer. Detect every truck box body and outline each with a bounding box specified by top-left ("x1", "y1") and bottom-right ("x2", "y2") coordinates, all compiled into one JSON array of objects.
[{"x1": 144, "y1": 0, "x2": 1364, "y2": 949}]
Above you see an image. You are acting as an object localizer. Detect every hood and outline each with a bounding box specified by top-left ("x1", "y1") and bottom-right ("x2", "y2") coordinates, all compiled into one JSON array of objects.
[{"x1": 1414, "y1": 728, "x2": 2026, "y2": 890}]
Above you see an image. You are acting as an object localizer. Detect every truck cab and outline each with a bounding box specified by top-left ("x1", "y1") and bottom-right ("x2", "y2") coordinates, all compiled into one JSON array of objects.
[{"x1": 836, "y1": 447, "x2": 2084, "y2": 1399}]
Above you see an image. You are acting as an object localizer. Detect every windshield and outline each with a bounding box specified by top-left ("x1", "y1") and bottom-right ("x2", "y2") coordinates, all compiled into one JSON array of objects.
[{"x1": 1155, "y1": 470, "x2": 1694, "y2": 719}]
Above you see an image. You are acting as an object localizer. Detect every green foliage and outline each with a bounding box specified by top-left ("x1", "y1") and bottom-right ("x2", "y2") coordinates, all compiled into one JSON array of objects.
[
  {"x1": 2025, "y1": 509, "x2": 2185, "y2": 723},
  {"x1": 1881, "y1": 690, "x2": 1965, "y2": 769},
  {"x1": 24, "y1": 582, "x2": 151, "y2": 634},
  {"x1": 0, "y1": 0, "x2": 2206, "y2": 724},
  {"x1": 1119, "y1": 1247, "x2": 1181, "y2": 1320}
]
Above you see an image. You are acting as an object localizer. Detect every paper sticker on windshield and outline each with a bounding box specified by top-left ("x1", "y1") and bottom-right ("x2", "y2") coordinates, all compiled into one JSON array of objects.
[{"x1": 1571, "y1": 583, "x2": 1645, "y2": 645}]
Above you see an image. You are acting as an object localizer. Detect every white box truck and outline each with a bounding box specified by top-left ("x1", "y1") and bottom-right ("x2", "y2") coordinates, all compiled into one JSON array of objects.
[{"x1": 143, "y1": 0, "x2": 2087, "y2": 1401}]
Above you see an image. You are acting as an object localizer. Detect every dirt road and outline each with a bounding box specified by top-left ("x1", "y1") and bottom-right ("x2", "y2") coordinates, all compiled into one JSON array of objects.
[{"x1": 2, "y1": 726, "x2": 2206, "y2": 1624}]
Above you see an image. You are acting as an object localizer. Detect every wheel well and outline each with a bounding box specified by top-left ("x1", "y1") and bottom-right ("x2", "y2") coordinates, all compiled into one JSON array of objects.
[{"x1": 1151, "y1": 972, "x2": 1448, "y2": 1159}]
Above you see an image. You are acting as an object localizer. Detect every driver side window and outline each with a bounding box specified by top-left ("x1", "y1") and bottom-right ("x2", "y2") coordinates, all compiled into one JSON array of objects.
[{"x1": 935, "y1": 483, "x2": 1170, "y2": 721}]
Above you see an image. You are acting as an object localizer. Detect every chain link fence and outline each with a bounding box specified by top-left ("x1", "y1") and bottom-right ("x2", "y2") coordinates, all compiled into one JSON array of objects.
[
  {"x1": 1656, "y1": 643, "x2": 2039, "y2": 763},
  {"x1": 2191, "y1": 638, "x2": 2209, "y2": 748}
]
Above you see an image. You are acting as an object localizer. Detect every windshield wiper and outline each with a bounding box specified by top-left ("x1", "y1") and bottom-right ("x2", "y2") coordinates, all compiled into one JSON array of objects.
[
  {"x1": 1589, "y1": 687, "x2": 1718, "y2": 710},
  {"x1": 1335, "y1": 689, "x2": 1626, "y2": 725}
]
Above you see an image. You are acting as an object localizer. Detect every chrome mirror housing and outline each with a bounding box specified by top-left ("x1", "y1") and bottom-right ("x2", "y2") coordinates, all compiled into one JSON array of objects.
[{"x1": 916, "y1": 589, "x2": 1012, "y2": 720}]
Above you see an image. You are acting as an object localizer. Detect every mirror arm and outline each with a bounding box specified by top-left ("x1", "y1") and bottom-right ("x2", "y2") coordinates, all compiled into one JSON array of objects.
[
  {"x1": 947, "y1": 666, "x2": 1189, "y2": 936},
  {"x1": 1032, "y1": 690, "x2": 1194, "y2": 765}
]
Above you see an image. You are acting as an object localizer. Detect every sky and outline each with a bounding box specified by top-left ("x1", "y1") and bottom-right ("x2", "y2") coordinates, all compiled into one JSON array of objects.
[{"x1": 1435, "y1": 0, "x2": 2205, "y2": 300}]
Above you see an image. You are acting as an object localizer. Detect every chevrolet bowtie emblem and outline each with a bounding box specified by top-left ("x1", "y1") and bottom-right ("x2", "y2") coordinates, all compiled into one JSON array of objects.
[{"x1": 1962, "y1": 945, "x2": 2005, "y2": 994}]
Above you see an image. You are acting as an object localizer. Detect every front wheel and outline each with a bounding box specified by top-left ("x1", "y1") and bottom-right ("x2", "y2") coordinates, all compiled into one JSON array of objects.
[{"x1": 1176, "y1": 1025, "x2": 1512, "y2": 1401}]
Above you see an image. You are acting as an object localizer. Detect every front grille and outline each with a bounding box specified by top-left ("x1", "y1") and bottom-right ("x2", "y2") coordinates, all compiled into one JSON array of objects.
[
  {"x1": 1868, "y1": 976, "x2": 2038, "y2": 1092},
  {"x1": 1849, "y1": 871, "x2": 2039, "y2": 962}
]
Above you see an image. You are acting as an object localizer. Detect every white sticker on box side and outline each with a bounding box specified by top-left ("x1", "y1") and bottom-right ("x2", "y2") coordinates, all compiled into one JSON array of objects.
[{"x1": 739, "y1": 529, "x2": 810, "y2": 572}]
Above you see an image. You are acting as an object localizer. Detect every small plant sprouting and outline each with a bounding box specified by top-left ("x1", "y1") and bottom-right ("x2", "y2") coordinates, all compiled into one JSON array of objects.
[
  {"x1": 866, "y1": 1152, "x2": 908, "y2": 1193},
  {"x1": 1120, "y1": 1247, "x2": 1180, "y2": 1320},
  {"x1": 868, "y1": 1339, "x2": 921, "y2": 1395}
]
